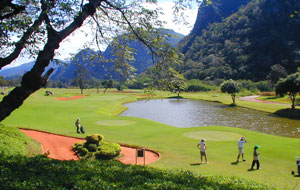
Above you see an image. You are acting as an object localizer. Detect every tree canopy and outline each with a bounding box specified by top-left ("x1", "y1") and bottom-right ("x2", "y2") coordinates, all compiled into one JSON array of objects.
[
  {"x1": 275, "y1": 72, "x2": 300, "y2": 109},
  {"x1": 221, "y1": 79, "x2": 240, "y2": 104}
]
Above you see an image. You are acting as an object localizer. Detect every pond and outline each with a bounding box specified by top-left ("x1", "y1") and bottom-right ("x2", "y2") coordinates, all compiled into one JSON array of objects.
[{"x1": 120, "y1": 99, "x2": 300, "y2": 138}]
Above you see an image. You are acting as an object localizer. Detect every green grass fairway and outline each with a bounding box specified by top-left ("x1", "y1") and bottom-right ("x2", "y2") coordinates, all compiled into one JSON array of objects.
[
  {"x1": 184, "y1": 131, "x2": 243, "y2": 141},
  {"x1": 95, "y1": 120, "x2": 136, "y2": 126},
  {"x1": 2, "y1": 88, "x2": 300, "y2": 189}
]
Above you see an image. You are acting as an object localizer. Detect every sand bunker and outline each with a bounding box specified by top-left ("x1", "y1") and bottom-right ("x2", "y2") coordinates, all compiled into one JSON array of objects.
[{"x1": 184, "y1": 131, "x2": 243, "y2": 141}]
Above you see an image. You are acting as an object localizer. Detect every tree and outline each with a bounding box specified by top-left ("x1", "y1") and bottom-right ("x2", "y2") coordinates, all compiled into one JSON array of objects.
[
  {"x1": 73, "y1": 64, "x2": 88, "y2": 94},
  {"x1": 221, "y1": 79, "x2": 240, "y2": 104},
  {"x1": 101, "y1": 80, "x2": 113, "y2": 94},
  {"x1": 275, "y1": 73, "x2": 300, "y2": 109},
  {"x1": 268, "y1": 64, "x2": 288, "y2": 86},
  {"x1": 0, "y1": 0, "x2": 199, "y2": 122},
  {"x1": 166, "y1": 68, "x2": 186, "y2": 97}
]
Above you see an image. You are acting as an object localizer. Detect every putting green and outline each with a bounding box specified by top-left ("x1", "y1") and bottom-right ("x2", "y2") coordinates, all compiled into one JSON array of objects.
[
  {"x1": 184, "y1": 131, "x2": 243, "y2": 141},
  {"x1": 95, "y1": 120, "x2": 136, "y2": 126}
]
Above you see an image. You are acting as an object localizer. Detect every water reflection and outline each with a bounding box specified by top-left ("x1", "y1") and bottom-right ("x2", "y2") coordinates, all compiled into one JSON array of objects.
[{"x1": 120, "y1": 99, "x2": 300, "y2": 138}]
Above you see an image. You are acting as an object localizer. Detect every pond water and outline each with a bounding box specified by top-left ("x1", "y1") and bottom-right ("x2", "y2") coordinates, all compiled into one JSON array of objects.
[{"x1": 120, "y1": 99, "x2": 300, "y2": 138}]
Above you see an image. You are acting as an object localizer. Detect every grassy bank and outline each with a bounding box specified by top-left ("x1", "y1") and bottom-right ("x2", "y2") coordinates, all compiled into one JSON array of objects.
[
  {"x1": 0, "y1": 124, "x2": 41, "y2": 157},
  {"x1": 183, "y1": 92, "x2": 298, "y2": 115},
  {"x1": 1, "y1": 88, "x2": 300, "y2": 189}
]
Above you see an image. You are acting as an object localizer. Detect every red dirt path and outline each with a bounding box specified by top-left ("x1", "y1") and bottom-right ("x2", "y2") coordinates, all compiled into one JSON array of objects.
[
  {"x1": 55, "y1": 95, "x2": 88, "y2": 101},
  {"x1": 20, "y1": 129, "x2": 159, "y2": 165},
  {"x1": 239, "y1": 95, "x2": 288, "y2": 105}
]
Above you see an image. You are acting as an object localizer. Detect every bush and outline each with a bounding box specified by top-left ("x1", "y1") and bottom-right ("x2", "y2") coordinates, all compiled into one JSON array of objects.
[
  {"x1": 73, "y1": 134, "x2": 120, "y2": 160},
  {"x1": 187, "y1": 84, "x2": 211, "y2": 92},
  {"x1": 87, "y1": 143, "x2": 98, "y2": 152},
  {"x1": 115, "y1": 84, "x2": 125, "y2": 91},
  {"x1": 255, "y1": 81, "x2": 273, "y2": 92},
  {"x1": 85, "y1": 134, "x2": 103, "y2": 145},
  {"x1": 238, "y1": 80, "x2": 257, "y2": 92},
  {"x1": 95, "y1": 141, "x2": 121, "y2": 160},
  {"x1": 128, "y1": 81, "x2": 145, "y2": 89},
  {"x1": 78, "y1": 148, "x2": 88, "y2": 156}
]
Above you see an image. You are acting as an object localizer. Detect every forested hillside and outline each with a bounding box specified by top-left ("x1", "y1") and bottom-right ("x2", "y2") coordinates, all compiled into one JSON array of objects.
[
  {"x1": 179, "y1": 0, "x2": 300, "y2": 81},
  {"x1": 178, "y1": 0, "x2": 251, "y2": 54}
]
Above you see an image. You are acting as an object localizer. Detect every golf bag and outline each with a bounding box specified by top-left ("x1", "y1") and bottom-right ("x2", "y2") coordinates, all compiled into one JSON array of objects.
[{"x1": 80, "y1": 126, "x2": 85, "y2": 134}]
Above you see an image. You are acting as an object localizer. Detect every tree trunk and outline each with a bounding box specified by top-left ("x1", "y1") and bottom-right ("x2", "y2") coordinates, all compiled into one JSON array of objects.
[
  {"x1": 291, "y1": 93, "x2": 296, "y2": 109},
  {"x1": 0, "y1": 0, "x2": 101, "y2": 122},
  {"x1": 231, "y1": 94, "x2": 236, "y2": 104}
]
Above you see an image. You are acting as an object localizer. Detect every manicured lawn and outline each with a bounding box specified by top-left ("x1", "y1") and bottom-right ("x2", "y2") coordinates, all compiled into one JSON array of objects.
[{"x1": 2, "y1": 88, "x2": 300, "y2": 189}]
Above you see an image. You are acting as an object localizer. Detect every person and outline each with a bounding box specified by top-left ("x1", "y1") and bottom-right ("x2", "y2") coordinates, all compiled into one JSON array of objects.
[
  {"x1": 250, "y1": 145, "x2": 260, "y2": 170},
  {"x1": 197, "y1": 138, "x2": 208, "y2": 164},
  {"x1": 236, "y1": 136, "x2": 247, "y2": 162},
  {"x1": 75, "y1": 118, "x2": 80, "y2": 133}
]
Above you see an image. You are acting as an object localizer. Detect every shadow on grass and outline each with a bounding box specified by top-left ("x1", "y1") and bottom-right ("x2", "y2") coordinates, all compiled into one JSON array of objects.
[
  {"x1": 274, "y1": 108, "x2": 300, "y2": 119},
  {"x1": 190, "y1": 162, "x2": 201, "y2": 166},
  {"x1": 247, "y1": 168, "x2": 261, "y2": 172},
  {"x1": 167, "y1": 96, "x2": 184, "y2": 99}
]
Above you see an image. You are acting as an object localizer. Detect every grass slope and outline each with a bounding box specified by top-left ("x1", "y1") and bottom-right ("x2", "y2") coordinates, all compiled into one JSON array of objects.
[
  {"x1": 0, "y1": 125, "x2": 40, "y2": 156},
  {"x1": 2, "y1": 88, "x2": 300, "y2": 189}
]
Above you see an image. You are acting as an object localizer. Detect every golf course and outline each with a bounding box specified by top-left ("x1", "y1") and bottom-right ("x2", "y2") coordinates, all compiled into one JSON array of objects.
[{"x1": 1, "y1": 88, "x2": 300, "y2": 189}]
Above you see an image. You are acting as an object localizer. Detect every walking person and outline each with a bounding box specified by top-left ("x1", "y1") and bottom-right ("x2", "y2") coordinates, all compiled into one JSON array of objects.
[
  {"x1": 197, "y1": 138, "x2": 208, "y2": 164},
  {"x1": 236, "y1": 136, "x2": 247, "y2": 162},
  {"x1": 75, "y1": 118, "x2": 81, "y2": 133},
  {"x1": 250, "y1": 145, "x2": 261, "y2": 170}
]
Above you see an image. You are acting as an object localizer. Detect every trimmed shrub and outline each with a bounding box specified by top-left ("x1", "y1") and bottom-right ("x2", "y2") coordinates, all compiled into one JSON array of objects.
[
  {"x1": 95, "y1": 141, "x2": 121, "y2": 160},
  {"x1": 85, "y1": 134, "x2": 103, "y2": 145},
  {"x1": 87, "y1": 143, "x2": 97, "y2": 152},
  {"x1": 78, "y1": 148, "x2": 88, "y2": 156},
  {"x1": 73, "y1": 134, "x2": 120, "y2": 160}
]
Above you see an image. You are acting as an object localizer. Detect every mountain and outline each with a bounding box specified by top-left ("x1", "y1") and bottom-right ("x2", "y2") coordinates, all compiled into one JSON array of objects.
[
  {"x1": 177, "y1": 0, "x2": 251, "y2": 54},
  {"x1": 0, "y1": 29, "x2": 184, "y2": 82},
  {"x1": 179, "y1": 0, "x2": 300, "y2": 81},
  {"x1": 0, "y1": 60, "x2": 62, "y2": 80},
  {"x1": 50, "y1": 29, "x2": 184, "y2": 81}
]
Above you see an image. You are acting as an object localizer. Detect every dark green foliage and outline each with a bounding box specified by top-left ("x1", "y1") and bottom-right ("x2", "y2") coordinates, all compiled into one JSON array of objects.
[
  {"x1": 102, "y1": 80, "x2": 113, "y2": 94},
  {"x1": 128, "y1": 81, "x2": 145, "y2": 89},
  {"x1": 178, "y1": 0, "x2": 251, "y2": 54},
  {"x1": 181, "y1": 0, "x2": 300, "y2": 81},
  {"x1": 268, "y1": 64, "x2": 288, "y2": 86},
  {"x1": 0, "y1": 153, "x2": 275, "y2": 190},
  {"x1": 221, "y1": 79, "x2": 241, "y2": 104},
  {"x1": 95, "y1": 141, "x2": 122, "y2": 160},
  {"x1": 255, "y1": 81, "x2": 273, "y2": 92},
  {"x1": 115, "y1": 83, "x2": 125, "y2": 91},
  {"x1": 187, "y1": 84, "x2": 211, "y2": 92},
  {"x1": 85, "y1": 134, "x2": 103, "y2": 145},
  {"x1": 87, "y1": 143, "x2": 98, "y2": 152},
  {"x1": 238, "y1": 80, "x2": 257, "y2": 92},
  {"x1": 74, "y1": 134, "x2": 120, "y2": 160},
  {"x1": 275, "y1": 73, "x2": 300, "y2": 109}
]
